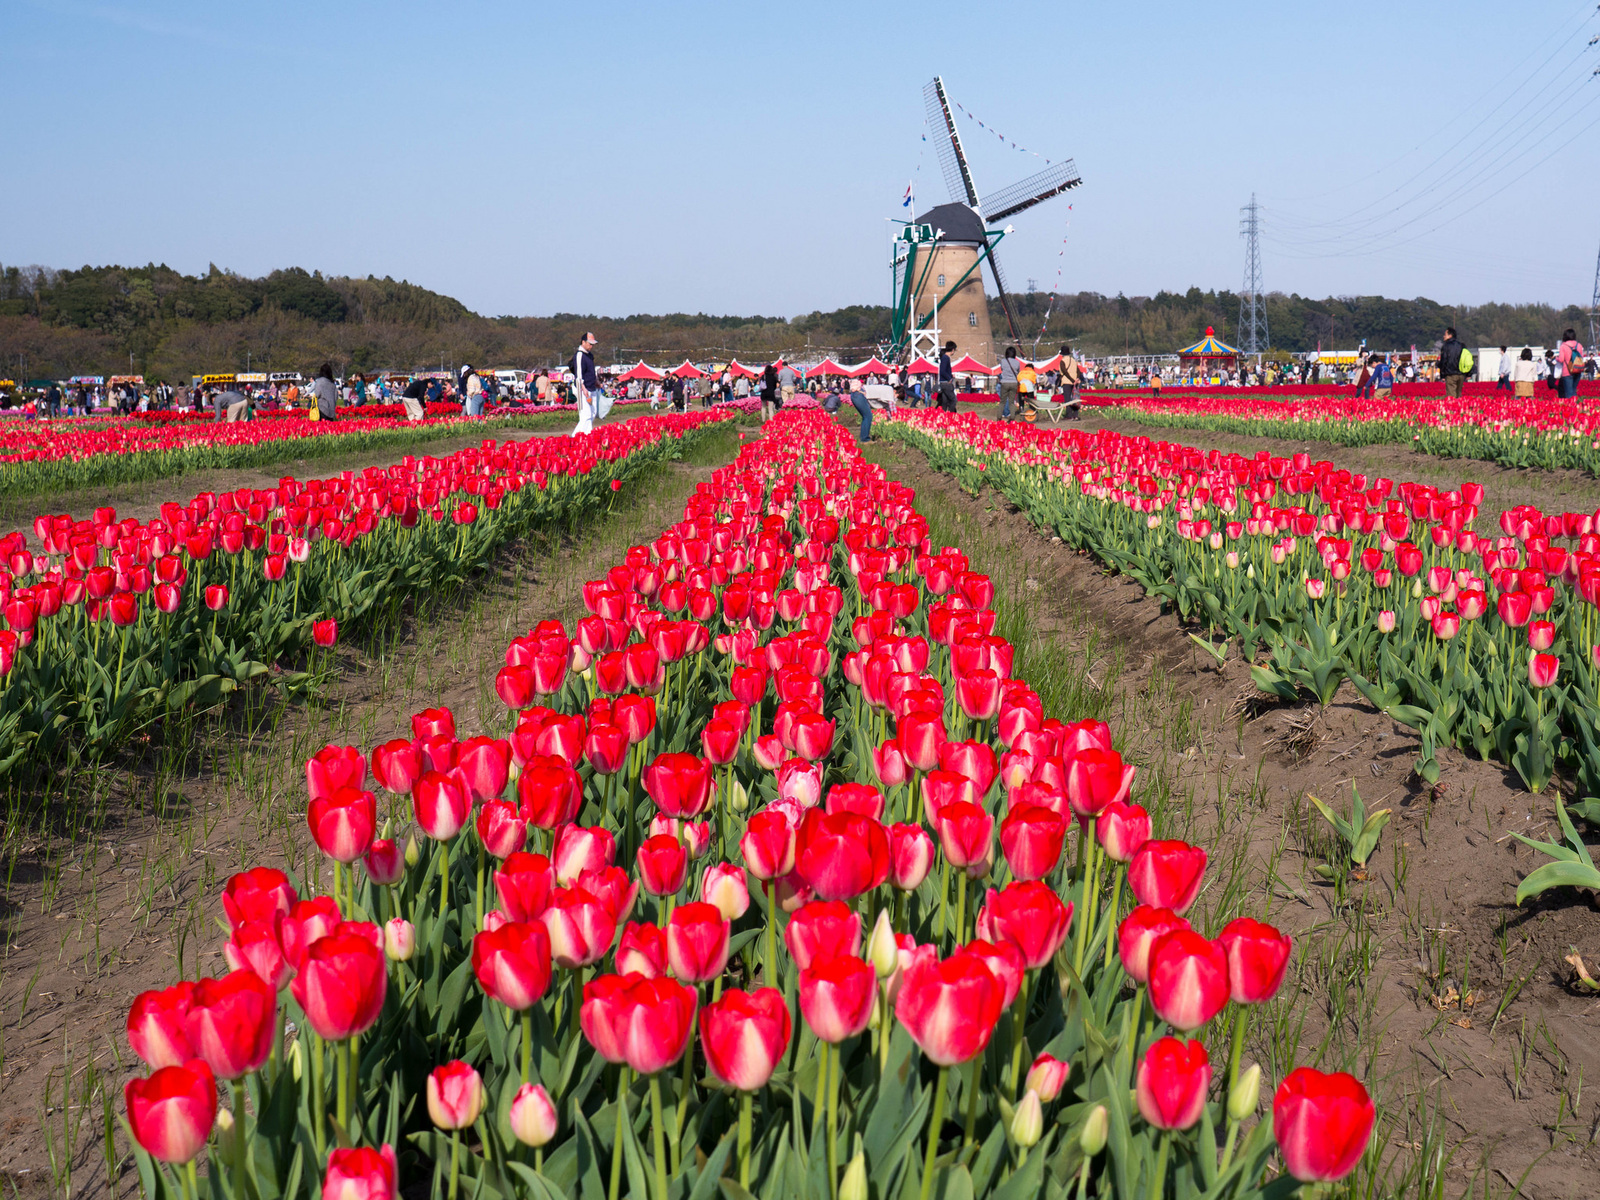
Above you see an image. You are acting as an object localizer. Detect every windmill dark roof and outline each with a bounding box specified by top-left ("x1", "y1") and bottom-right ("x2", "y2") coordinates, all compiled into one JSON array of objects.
[{"x1": 913, "y1": 202, "x2": 988, "y2": 246}]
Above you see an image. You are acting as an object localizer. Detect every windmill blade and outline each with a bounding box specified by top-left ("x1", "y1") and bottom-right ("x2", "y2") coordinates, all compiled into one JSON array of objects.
[
  {"x1": 983, "y1": 159, "x2": 1083, "y2": 224},
  {"x1": 986, "y1": 244, "x2": 1021, "y2": 341},
  {"x1": 923, "y1": 77, "x2": 981, "y2": 210}
]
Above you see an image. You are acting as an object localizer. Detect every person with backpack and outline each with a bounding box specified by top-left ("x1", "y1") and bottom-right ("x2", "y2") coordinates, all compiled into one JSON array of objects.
[
  {"x1": 1438, "y1": 328, "x2": 1471, "y2": 399},
  {"x1": 1369, "y1": 355, "x2": 1395, "y2": 400},
  {"x1": 1557, "y1": 328, "x2": 1587, "y2": 400}
]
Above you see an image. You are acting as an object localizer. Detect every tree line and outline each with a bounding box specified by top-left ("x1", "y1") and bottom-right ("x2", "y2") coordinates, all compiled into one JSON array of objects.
[{"x1": 0, "y1": 262, "x2": 1586, "y2": 381}]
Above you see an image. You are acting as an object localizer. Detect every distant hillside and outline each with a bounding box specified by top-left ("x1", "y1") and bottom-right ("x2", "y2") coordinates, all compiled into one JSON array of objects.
[{"x1": 0, "y1": 262, "x2": 1586, "y2": 380}]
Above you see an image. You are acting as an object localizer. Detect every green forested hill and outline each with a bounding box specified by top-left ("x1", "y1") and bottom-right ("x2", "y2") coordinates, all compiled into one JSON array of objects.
[{"x1": 0, "y1": 262, "x2": 1585, "y2": 381}]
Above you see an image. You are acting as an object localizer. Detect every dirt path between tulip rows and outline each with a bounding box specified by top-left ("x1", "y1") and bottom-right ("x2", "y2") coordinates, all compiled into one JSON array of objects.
[
  {"x1": 0, "y1": 420, "x2": 751, "y2": 1199},
  {"x1": 861, "y1": 428, "x2": 1600, "y2": 1200}
]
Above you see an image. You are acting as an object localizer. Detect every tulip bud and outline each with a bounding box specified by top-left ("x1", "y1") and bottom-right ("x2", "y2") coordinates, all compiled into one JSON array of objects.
[
  {"x1": 1025, "y1": 1052, "x2": 1069, "y2": 1102},
  {"x1": 729, "y1": 777, "x2": 750, "y2": 812},
  {"x1": 288, "y1": 1037, "x2": 304, "y2": 1082},
  {"x1": 384, "y1": 917, "x2": 415, "y2": 961},
  {"x1": 839, "y1": 1151, "x2": 868, "y2": 1200},
  {"x1": 509, "y1": 1082, "x2": 558, "y2": 1147},
  {"x1": 404, "y1": 836, "x2": 421, "y2": 867},
  {"x1": 1228, "y1": 1063, "x2": 1262, "y2": 1122},
  {"x1": 215, "y1": 1105, "x2": 235, "y2": 1135},
  {"x1": 866, "y1": 910, "x2": 899, "y2": 979},
  {"x1": 1078, "y1": 1103, "x2": 1109, "y2": 1156},
  {"x1": 1010, "y1": 1089, "x2": 1043, "y2": 1148}
]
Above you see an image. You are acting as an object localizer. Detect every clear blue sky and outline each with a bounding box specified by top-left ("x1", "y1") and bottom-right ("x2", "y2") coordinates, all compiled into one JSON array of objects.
[{"x1": 6, "y1": 0, "x2": 1598, "y2": 318}]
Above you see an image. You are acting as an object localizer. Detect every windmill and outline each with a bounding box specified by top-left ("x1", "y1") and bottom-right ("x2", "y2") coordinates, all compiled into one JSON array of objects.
[{"x1": 890, "y1": 77, "x2": 1081, "y2": 365}]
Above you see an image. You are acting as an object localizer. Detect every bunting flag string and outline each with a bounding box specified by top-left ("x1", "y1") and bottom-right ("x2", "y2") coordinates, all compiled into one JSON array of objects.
[
  {"x1": 951, "y1": 100, "x2": 1053, "y2": 164},
  {"x1": 1035, "y1": 208, "x2": 1073, "y2": 347}
]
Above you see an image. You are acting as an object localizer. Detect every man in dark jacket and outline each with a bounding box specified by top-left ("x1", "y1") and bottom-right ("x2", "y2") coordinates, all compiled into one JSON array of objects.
[
  {"x1": 401, "y1": 376, "x2": 428, "y2": 422},
  {"x1": 1439, "y1": 327, "x2": 1467, "y2": 399},
  {"x1": 571, "y1": 332, "x2": 600, "y2": 434},
  {"x1": 937, "y1": 341, "x2": 958, "y2": 412},
  {"x1": 760, "y1": 362, "x2": 778, "y2": 423}
]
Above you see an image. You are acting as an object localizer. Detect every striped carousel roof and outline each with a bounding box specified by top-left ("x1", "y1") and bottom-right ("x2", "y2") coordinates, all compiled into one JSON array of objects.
[{"x1": 1179, "y1": 327, "x2": 1238, "y2": 357}]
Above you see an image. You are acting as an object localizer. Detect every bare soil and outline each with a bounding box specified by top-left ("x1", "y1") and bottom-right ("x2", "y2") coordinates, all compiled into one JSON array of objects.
[{"x1": 864, "y1": 430, "x2": 1600, "y2": 1200}]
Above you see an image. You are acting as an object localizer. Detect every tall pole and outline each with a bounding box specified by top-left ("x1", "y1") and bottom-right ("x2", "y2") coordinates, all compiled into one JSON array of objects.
[
  {"x1": 1589, "y1": 239, "x2": 1600, "y2": 350},
  {"x1": 1238, "y1": 194, "x2": 1267, "y2": 358}
]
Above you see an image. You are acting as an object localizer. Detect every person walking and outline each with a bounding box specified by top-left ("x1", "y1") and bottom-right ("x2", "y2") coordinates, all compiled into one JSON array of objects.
[
  {"x1": 1438, "y1": 328, "x2": 1469, "y2": 399},
  {"x1": 760, "y1": 361, "x2": 778, "y2": 423},
  {"x1": 1557, "y1": 328, "x2": 1587, "y2": 401},
  {"x1": 1511, "y1": 347, "x2": 1537, "y2": 398},
  {"x1": 1496, "y1": 346, "x2": 1513, "y2": 392},
  {"x1": 937, "y1": 341, "x2": 958, "y2": 412},
  {"x1": 570, "y1": 332, "x2": 600, "y2": 433},
  {"x1": 1354, "y1": 355, "x2": 1374, "y2": 400},
  {"x1": 1370, "y1": 355, "x2": 1394, "y2": 400},
  {"x1": 997, "y1": 346, "x2": 1021, "y2": 421},
  {"x1": 311, "y1": 363, "x2": 339, "y2": 421},
  {"x1": 777, "y1": 359, "x2": 798, "y2": 411}
]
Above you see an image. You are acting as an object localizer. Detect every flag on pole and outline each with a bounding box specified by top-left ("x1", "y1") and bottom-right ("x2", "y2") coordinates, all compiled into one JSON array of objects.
[{"x1": 902, "y1": 182, "x2": 914, "y2": 208}]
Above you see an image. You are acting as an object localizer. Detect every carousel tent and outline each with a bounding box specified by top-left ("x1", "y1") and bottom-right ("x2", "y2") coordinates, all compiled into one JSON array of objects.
[
  {"x1": 617, "y1": 362, "x2": 666, "y2": 383},
  {"x1": 1178, "y1": 327, "x2": 1238, "y2": 364},
  {"x1": 670, "y1": 360, "x2": 707, "y2": 379},
  {"x1": 951, "y1": 354, "x2": 998, "y2": 375}
]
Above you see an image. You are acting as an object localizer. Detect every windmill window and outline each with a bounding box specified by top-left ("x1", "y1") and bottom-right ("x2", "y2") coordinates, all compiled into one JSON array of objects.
[
  {"x1": 937, "y1": 274, "x2": 946, "y2": 287},
  {"x1": 968, "y1": 312, "x2": 978, "y2": 327}
]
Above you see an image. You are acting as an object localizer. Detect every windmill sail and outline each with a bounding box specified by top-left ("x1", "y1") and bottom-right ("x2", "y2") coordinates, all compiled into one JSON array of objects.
[
  {"x1": 923, "y1": 77, "x2": 981, "y2": 210},
  {"x1": 986, "y1": 246, "x2": 1020, "y2": 341},
  {"x1": 983, "y1": 160, "x2": 1083, "y2": 224}
]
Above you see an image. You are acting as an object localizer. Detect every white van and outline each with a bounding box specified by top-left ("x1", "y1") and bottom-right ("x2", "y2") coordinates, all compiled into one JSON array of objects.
[{"x1": 494, "y1": 369, "x2": 528, "y2": 398}]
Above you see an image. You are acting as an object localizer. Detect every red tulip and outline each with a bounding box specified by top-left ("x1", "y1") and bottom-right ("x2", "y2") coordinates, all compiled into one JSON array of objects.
[
  {"x1": 701, "y1": 861, "x2": 751, "y2": 920},
  {"x1": 412, "y1": 706, "x2": 456, "y2": 741},
  {"x1": 784, "y1": 900, "x2": 862, "y2": 969},
  {"x1": 1025, "y1": 1052, "x2": 1069, "y2": 1102},
  {"x1": 221, "y1": 866, "x2": 297, "y2": 931},
  {"x1": 1217, "y1": 917, "x2": 1293, "y2": 1005},
  {"x1": 887, "y1": 822, "x2": 935, "y2": 891},
  {"x1": 798, "y1": 954, "x2": 877, "y2": 1042},
  {"x1": 472, "y1": 919, "x2": 554, "y2": 1010},
  {"x1": 290, "y1": 927, "x2": 388, "y2": 1040},
  {"x1": 775, "y1": 757, "x2": 824, "y2": 808},
  {"x1": 740, "y1": 809, "x2": 797, "y2": 881},
  {"x1": 974, "y1": 880, "x2": 1073, "y2": 970},
  {"x1": 1497, "y1": 590, "x2": 1532, "y2": 627},
  {"x1": 476, "y1": 799, "x2": 527, "y2": 860},
  {"x1": 551, "y1": 823, "x2": 615, "y2": 885},
  {"x1": 204, "y1": 583, "x2": 229, "y2": 611},
  {"x1": 1273, "y1": 1068, "x2": 1376, "y2": 1182},
  {"x1": 613, "y1": 693, "x2": 656, "y2": 744},
  {"x1": 307, "y1": 785, "x2": 377, "y2": 864},
  {"x1": 921, "y1": 769, "x2": 978, "y2": 821},
  {"x1": 516, "y1": 755, "x2": 581, "y2": 829},
  {"x1": 1065, "y1": 748, "x2": 1136, "y2": 818},
  {"x1": 542, "y1": 885, "x2": 618, "y2": 968},
  {"x1": 1127, "y1": 840, "x2": 1207, "y2": 915},
  {"x1": 412, "y1": 769, "x2": 470, "y2": 841},
  {"x1": 699, "y1": 986, "x2": 791, "y2": 1091},
  {"x1": 313, "y1": 619, "x2": 338, "y2": 648},
  {"x1": 575, "y1": 864, "x2": 638, "y2": 926},
  {"x1": 643, "y1": 752, "x2": 715, "y2": 819},
  {"x1": 581, "y1": 973, "x2": 698, "y2": 1075},
  {"x1": 305, "y1": 743, "x2": 366, "y2": 801},
  {"x1": 183, "y1": 968, "x2": 276, "y2": 1080},
  {"x1": 637, "y1": 833, "x2": 689, "y2": 896},
  {"x1": 1096, "y1": 799, "x2": 1151, "y2": 863},
  {"x1": 279, "y1": 894, "x2": 343, "y2": 970},
  {"x1": 124, "y1": 1059, "x2": 217, "y2": 1163},
  {"x1": 364, "y1": 838, "x2": 404, "y2": 885},
  {"x1": 872, "y1": 738, "x2": 909, "y2": 787},
  {"x1": 794, "y1": 807, "x2": 890, "y2": 900},
  {"x1": 616, "y1": 921, "x2": 668, "y2": 978},
  {"x1": 323, "y1": 1144, "x2": 399, "y2": 1200},
  {"x1": 998, "y1": 803, "x2": 1065, "y2": 881},
  {"x1": 790, "y1": 711, "x2": 836, "y2": 762},
  {"x1": 1529, "y1": 652, "x2": 1560, "y2": 688},
  {"x1": 667, "y1": 901, "x2": 731, "y2": 982},
  {"x1": 495, "y1": 851, "x2": 555, "y2": 922},
  {"x1": 825, "y1": 782, "x2": 885, "y2": 822},
  {"x1": 897, "y1": 711, "x2": 946, "y2": 771},
  {"x1": 584, "y1": 723, "x2": 629, "y2": 775},
  {"x1": 370, "y1": 739, "x2": 424, "y2": 795},
  {"x1": 934, "y1": 800, "x2": 993, "y2": 876},
  {"x1": 1146, "y1": 929, "x2": 1230, "y2": 1032},
  {"x1": 127, "y1": 982, "x2": 196, "y2": 1069},
  {"x1": 224, "y1": 918, "x2": 292, "y2": 991},
  {"x1": 457, "y1": 736, "x2": 511, "y2": 801},
  {"x1": 1117, "y1": 905, "x2": 1191, "y2": 985},
  {"x1": 938, "y1": 740, "x2": 998, "y2": 797},
  {"x1": 427, "y1": 1060, "x2": 486, "y2": 1129},
  {"x1": 894, "y1": 945, "x2": 1004, "y2": 1066},
  {"x1": 509, "y1": 1084, "x2": 559, "y2": 1148},
  {"x1": 1135, "y1": 1036, "x2": 1211, "y2": 1130}
]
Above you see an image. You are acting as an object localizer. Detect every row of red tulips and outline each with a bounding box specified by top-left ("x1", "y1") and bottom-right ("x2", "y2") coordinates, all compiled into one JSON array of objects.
[
  {"x1": 122, "y1": 402, "x2": 468, "y2": 423},
  {"x1": 1092, "y1": 389, "x2": 1600, "y2": 475},
  {"x1": 0, "y1": 412, "x2": 733, "y2": 774},
  {"x1": 118, "y1": 411, "x2": 1374, "y2": 1200},
  {"x1": 878, "y1": 410, "x2": 1600, "y2": 799}
]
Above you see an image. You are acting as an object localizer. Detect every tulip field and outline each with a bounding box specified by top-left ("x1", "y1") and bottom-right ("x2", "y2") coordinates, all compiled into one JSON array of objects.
[
  {"x1": 5, "y1": 401, "x2": 1598, "y2": 1200},
  {"x1": 1091, "y1": 390, "x2": 1600, "y2": 476}
]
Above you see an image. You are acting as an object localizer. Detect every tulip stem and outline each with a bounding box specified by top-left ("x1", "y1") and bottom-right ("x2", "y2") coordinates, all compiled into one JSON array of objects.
[
  {"x1": 937, "y1": 858, "x2": 950, "y2": 945},
  {"x1": 1102, "y1": 872, "x2": 1124, "y2": 972},
  {"x1": 1226, "y1": 1006, "x2": 1248, "y2": 1096},
  {"x1": 437, "y1": 841, "x2": 451, "y2": 921},
  {"x1": 1147, "y1": 1131, "x2": 1170, "y2": 1200},
  {"x1": 1009, "y1": 973, "x2": 1031, "y2": 1100},
  {"x1": 522, "y1": 1010, "x2": 534, "y2": 1084},
  {"x1": 475, "y1": 843, "x2": 485, "y2": 931},
  {"x1": 738, "y1": 1091, "x2": 753, "y2": 1189},
  {"x1": 827, "y1": 1038, "x2": 841, "y2": 1200},
  {"x1": 449, "y1": 1128, "x2": 461, "y2": 1200},
  {"x1": 954, "y1": 870, "x2": 968, "y2": 946},
  {"x1": 765, "y1": 880, "x2": 778, "y2": 989},
  {"x1": 609, "y1": 1067, "x2": 629, "y2": 1200},
  {"x1": 311, "y1": 1032, "x2": 327, "y2": 1158},
  {"x1": 1073, "y1": 831, "x2": 1099, "y2": 977},
  {"x1": 228, "y1": 1079, "x2": 252, "y2": 1200},
  {"x1": 185, "y1": 1160, "x2": 199, "y2": 1200},
  {"x1": 812, "y1": 1041, "x2": 828, "y2": 1153},
  {"x1": 333, "y1": 860, "x2": 343, "y2": 915},
  {"x1": 918, "y1": 1066, "x2": 948, "y2": 1200},
  {"x1": 963, "y1": 1055, "x2": 980, "y2": 1151},
  {"x1": 673, "y1": 1023, "x2": 695, "y2": 1174},
  {"x1": 648, "y1": 1074, "x2": 670, "y2": 1200},
  {"x1": 336, "y1": 1036, "x2": 349, "y2": 1137}
]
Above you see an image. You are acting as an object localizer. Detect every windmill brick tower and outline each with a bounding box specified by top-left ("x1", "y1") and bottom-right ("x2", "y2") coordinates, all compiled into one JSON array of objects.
[{"x1": 891, "y1": 77, "x2": 1082, "y2": 366}]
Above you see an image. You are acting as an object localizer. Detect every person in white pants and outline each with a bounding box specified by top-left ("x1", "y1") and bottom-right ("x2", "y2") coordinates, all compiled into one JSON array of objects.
[{"x1": 571, "y1": 332, "x2": 600, "y2": 434}]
